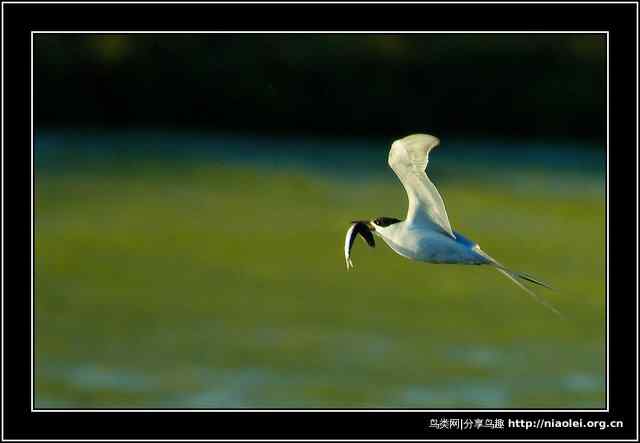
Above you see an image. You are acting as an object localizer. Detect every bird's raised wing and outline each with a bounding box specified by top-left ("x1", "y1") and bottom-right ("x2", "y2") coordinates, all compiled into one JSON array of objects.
[{"x1": 388, "y1": 134, "x2": 455, "y2": 238}]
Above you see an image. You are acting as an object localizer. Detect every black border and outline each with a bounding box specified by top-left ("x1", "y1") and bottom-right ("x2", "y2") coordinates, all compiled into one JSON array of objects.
[{"x1": 3, "y1": 1, "x2": 638, "y2": 440}]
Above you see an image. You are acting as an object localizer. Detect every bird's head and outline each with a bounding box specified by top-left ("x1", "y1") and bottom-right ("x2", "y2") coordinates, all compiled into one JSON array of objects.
[
  {"x1": 370, "y1": 217, "x2": 401, "y2": 229},
  {"x1": 369, "y1": 217, "x2": 402, "y2": 236}
]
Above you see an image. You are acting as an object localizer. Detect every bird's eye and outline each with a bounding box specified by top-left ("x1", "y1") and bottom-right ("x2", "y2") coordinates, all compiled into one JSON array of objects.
[{"x1": 374, "y1": 217, "x2": 400, "y2": 227}]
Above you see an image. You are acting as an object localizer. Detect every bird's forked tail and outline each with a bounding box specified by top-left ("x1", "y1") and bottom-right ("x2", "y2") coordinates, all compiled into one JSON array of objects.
[{"x1": 476, "y1": 248, "x2": 562, "y2": 318}]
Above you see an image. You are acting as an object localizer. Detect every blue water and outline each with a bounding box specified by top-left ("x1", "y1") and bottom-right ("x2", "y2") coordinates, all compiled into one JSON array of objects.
[{"x1": 35, "y1": 130, "x2": 605, "y2": 178}]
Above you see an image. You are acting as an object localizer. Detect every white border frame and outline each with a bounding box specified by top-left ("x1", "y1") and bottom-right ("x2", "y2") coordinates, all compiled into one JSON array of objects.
[
  {"x1": 27, "y1": 29, "x2": 613, "y2": 414},
  {"x1": 0, "y1": 0, "x2": 637, "y2": 440}
]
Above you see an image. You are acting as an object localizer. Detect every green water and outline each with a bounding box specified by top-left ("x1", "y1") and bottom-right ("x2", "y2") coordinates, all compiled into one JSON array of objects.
[{"x1": 35, "y1": 133, "x2": 605, "y2": 408}]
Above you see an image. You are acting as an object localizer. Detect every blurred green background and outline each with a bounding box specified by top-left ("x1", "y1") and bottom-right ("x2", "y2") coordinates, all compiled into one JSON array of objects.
[{"x1": 35, "y1": 34, "x2": 605, "y2": 408}]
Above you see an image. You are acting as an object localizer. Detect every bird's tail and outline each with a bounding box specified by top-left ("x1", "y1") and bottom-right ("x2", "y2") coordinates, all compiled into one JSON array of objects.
[{"x1": 476, "y1": 249, "x2": 562, "y2": 318}]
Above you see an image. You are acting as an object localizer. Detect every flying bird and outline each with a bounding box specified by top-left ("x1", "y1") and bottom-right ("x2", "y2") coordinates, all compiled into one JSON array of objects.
[{"x1": 344, "y1": 133, "x2": 560, "y2": 316}]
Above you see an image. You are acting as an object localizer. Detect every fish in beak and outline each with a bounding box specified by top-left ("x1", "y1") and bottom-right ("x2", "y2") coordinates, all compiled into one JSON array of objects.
[{"x1": 344, "y1": 220, "x2": 375, "y2": 270}]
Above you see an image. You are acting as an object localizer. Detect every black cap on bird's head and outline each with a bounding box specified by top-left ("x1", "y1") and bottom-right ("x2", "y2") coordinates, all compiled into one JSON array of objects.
[{"x1": 371, "y1": 217, "x2": 402, "y2": 228}]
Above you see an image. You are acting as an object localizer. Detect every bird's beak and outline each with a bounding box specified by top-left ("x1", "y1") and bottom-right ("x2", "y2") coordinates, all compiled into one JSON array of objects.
[{"x1": 351, "y1": 220, "x2": 374, "y2": 231}]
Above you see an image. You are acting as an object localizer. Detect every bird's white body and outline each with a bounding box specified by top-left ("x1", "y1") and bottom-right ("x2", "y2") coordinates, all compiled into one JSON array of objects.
[
  {"x1": 344, "y1": 133, "x2": 560, "y2": 316},
  {"x1": 374, "y1": 222, "x2": 489, "y2": 265}
]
